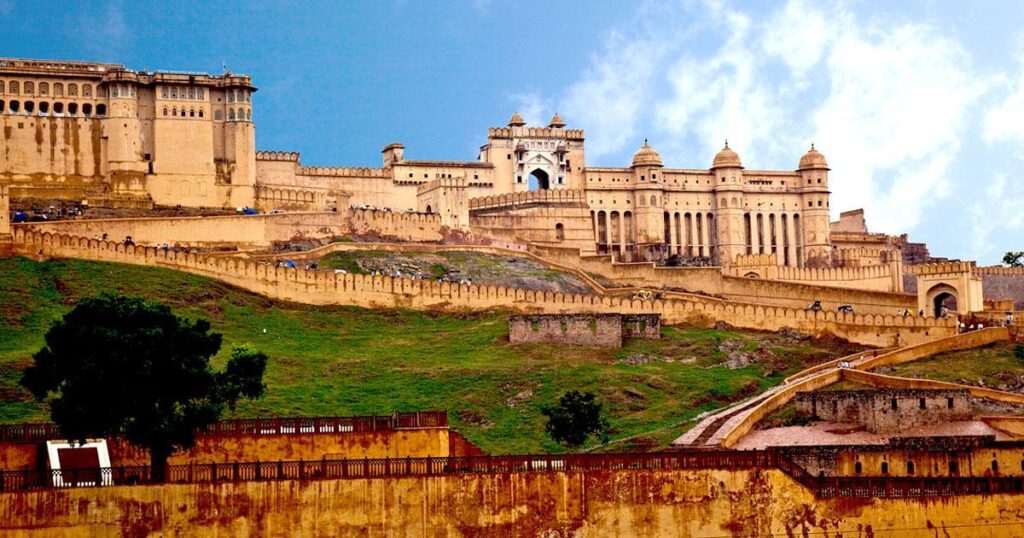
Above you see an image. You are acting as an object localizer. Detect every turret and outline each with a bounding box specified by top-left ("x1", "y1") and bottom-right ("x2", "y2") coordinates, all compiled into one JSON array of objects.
[
  {"x1": 382, "y1": 143, "x2": 405, "y2": 168},
  {"x1": 798, "y1": 144, "x2": 831, "y2": 266},
  {"x1": 710, "y1": 141, "x2": 744, "y2": 265},
  {"x1": 548, "y1": 112, "x2": 566, "y2": 129},
  {"x1": 508, "y1": 111, "x2": 526, "y2": 127},
  {"x1": 631, "y1": 140, "x2": 667, "y2": 259}
]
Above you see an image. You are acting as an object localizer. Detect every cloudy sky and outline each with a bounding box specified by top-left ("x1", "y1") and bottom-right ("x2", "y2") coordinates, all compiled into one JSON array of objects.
[{"x1": 5, "y1": 0, "x2": 1022, "y2": 263}]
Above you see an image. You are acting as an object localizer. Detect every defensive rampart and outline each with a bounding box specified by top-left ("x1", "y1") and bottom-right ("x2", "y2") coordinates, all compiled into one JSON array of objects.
[
  {"x1": 5, "y1": 460, "x2": 1024, "y2": 536},
  {"x1": 11, "y1": 230, "x2": 957, "y2": 347},
  {"x1": 13, "y1": 208, "x2": 444, "y2": 247},
  {"x1": 531, "y1": 244, "x2": 918, "y2": 315}
]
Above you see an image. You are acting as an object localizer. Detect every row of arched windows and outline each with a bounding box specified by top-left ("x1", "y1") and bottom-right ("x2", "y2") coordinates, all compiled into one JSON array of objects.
[
  {"x1": 226, "y1": 108, "x2": 252, "y2": 121},
  {"x1": 0, "y1": 80, "x2": 96, "y2": 98},
  {"x1": 160, "y1": 86, "x2": 206, "y2": 100},
  {"x1": 0, "y1": 99, "x2": 106, "y2": 117},
  {"x1": 852, "y1": 458, "x2": 1015, "y2": 476},
  {"x1": 163, "y1": 106, "x2": 205, "y2": 118},
  {"x1": 226, "y1": 89, "x2": 251, "y2": 103}
]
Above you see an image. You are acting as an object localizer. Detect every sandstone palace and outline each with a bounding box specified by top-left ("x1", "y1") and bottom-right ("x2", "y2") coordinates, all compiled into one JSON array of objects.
[{"x1": 0, "y1": 58, "x2": 910, "y2": 270}]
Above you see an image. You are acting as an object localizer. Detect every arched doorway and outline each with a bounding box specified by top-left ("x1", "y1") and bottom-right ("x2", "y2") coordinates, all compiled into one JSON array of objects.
[
  {"x1": 528, "y1": 169, "x2": 550, "y2": 191},
  {"x1": 425, "y1": 205, "x2": 432, "y2": 214},
  {"x1": 925, "y1": 283, "x2": 959, "y2": 317}
]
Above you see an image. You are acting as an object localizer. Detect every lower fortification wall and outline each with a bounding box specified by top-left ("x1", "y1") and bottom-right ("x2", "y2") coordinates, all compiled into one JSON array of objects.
[
  {"x1": 10, "y1": 231, "x2": 957, "y2": 347},
  {"x1": 529, "y1": 245, "x2": 917, "y2": 316},
  {"x1": 3, "y1": 468, "x2": 1024, "y2": 537}
]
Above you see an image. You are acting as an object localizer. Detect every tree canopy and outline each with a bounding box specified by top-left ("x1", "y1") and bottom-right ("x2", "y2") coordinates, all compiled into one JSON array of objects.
[
  {"x1": 21, "y1": 294, "x2": 267, "y2": 474},
  {"x1": 1004, "y1": 251, "x2": 1024, "y2": 267},
  {"x1": 541, "y1": 390, "x2": 609, "y2": 449}
]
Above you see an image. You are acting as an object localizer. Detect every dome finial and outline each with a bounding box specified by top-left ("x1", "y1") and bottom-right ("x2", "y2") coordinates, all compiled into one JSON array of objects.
[
  {"x1": 724, "y1": 139, "x2": 729, "y2": 148},
  {"x1": 644, "y1": 137, "x2": 649, "y2": 147},
  {"x1": 811, "y1": 142, "x2": 815, "y2": 150}
]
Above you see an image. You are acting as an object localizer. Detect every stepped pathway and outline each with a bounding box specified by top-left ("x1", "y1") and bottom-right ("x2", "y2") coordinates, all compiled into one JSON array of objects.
[{"x1": 673, "y1": 349, "x2": 876, "y2": 447}]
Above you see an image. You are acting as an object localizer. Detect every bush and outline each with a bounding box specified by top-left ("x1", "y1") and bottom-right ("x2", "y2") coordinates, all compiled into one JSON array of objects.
[{"x1": 541, "y1": 390, "x2": 609, "y2": 449}]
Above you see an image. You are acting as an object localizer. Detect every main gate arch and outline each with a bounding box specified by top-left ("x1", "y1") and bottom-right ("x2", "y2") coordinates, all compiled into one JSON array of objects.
[{"x1": 911, "y1": 261, "x2": 984, "y2": 317}]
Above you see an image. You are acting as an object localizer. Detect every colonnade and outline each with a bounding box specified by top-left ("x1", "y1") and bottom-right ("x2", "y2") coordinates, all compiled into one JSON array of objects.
[{"x1": 743, "y1": 212, "x2": 802, "y2": 267}]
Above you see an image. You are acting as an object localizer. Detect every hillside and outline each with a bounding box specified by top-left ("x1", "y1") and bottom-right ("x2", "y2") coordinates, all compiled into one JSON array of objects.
[{"x1": 0, "y1": 257, "x2": 863, "y2": 453}]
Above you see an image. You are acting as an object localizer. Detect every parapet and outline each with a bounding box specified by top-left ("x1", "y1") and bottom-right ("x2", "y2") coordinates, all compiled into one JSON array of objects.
[
  {"x1": 469, "y1": 189, "x2": 587, "y2": 211},
  {"x1": 256, "y1": 151, "x2": 301, "y2": 162},
  {"x1": 487, "y1": 127, "x2": 585, "y2": 140},
  {"x1": 908, "y1": 261, "x2": 976, "y2": 276}
]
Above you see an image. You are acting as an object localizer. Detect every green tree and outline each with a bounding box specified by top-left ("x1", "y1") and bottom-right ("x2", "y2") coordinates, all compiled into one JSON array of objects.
[
  {"x1": 1014, "y1": 344, "x2": 1024, "y2": 362},
  {"x1": 1004, "y1": 251, "x2": 1024, "y2": 268},
  {"x1": 21, "y1": 294, "x2": 267, "y2": 480},
  {"x1": 541, "y1": 390, "x2": 609, "y2": 449}
]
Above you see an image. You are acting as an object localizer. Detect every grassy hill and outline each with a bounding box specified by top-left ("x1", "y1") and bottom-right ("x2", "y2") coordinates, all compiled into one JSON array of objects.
[{"x1": 0, "y1": 257, "x2": 862, "y2": 453}]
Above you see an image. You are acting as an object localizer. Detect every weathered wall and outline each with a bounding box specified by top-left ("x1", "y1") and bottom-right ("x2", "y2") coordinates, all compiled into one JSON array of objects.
[
  {"x1": 794, "y1": 389, "x2": 971, "y2": 433},
  {"x1": 787, "y1": 440, "x2": 1024, "y2": 478},
  {"x1": 11, "y1": 230, "x2": 959, "y2": 347},
  {"x1": 0, "y1": 429, "x2": 450, "y2": 472},
  {"x1": 4, "y1": 468, "x2": 1024, "y2": 537},
  {"x1": 508, "y1": 314, "x2": 624, "y2": 347}
]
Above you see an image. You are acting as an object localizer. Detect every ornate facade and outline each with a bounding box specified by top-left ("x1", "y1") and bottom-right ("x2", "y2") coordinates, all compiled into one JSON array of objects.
[{"x1": 2, "y1": 57, "x2": 847, "y2": 267}]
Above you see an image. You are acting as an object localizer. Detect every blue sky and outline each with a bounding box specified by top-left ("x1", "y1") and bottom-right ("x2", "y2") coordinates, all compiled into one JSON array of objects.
[{"x1": 2, "y1": 0, "x2": 1023, "y2": 263}]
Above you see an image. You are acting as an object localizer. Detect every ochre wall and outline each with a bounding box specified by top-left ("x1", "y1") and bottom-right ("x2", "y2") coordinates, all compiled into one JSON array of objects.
[
  {"x1": 4, "y1": 468, "x2": 1024, "y2": 537},
  {"x1": 0, "y1": 430, "x2": 451, "y2": 472},
  {"x1": 16, "y1": 208, "x2": 443, "y2": 248},
  {"x1": 11, "y1": 230, "x2": 959, "y2": 347}
]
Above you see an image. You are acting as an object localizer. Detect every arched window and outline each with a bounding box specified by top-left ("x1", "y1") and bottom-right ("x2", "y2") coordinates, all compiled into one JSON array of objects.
[
  {"x1": 246, "y1": 109, "x2": 252, "y2": 120},
  {"x1": 9, "y1": 81, "x2": 19, "y2": 94},
  {"x1": 214, "y1": 109, "x2": 223, "y2": 121},
  {"x1": 650, "y1": 195, "x2": 657, "y2": 206},
  {"x1": 23, "y1": 101, "x2": 34, "y2": 114},
  {"x1": 188, "y1": 88, "x2": 195, "y2": 99},
  {"x1": 228, "y1": 108, "x2": 236, "y2": 120},
  {"x1": 227, "y1": 91, "x2": 235, "y2": 103},
  {"x1": 53, "y1": 83, "x2": 63, "y2": 97},
  {"x1": 68, "y1": 103, "x2": 78, "y2": 116},
  {"x1": 53, "y1": 102, "x2": 63, "y2": 114},
  {"x1": 555, "y1": 223, "x2": 565, "y2": 240},
  {"x1": 197, "y1": 88, "x2": 204, "y2": 100},
  {"x1": 163, "y1": 107, "x2": 168, "y2": 116},
  {"x1": 189, "y1": 108, "x2": 195, "y2": 117},
  {"x1": 24, "y1": 81, "x2": 34, "y2": 94},
  {"x1": 880, "y1": 462, "x2": 889, "y2": 475},
  {"x1": 82, "y1": 103, "x2": 91, "y2": 116},
  {"x1": 172, "y1": 107, "x2": 177, "y2": 117},
  {"x1": 198, "y1": 109, "x2": 204, "y2": 118},
  {"x1": 907, "y1": 461, "x2": 915, "y2": 475},
  {"x1": 854, "y1": 461, "x2": 862, "y2": 474},
  {"x1": 171, "y1": 87, "x2": 178, "y2": 99},
  {"x1": 0, "y1": 100, "x2": 4, "y2": 113},
  {"x1": 161, "y1": 87, "x2": 168, "y2": 98},
  {"x1": 0, "y1": 80, "x2": 5, "y2": 93},
  {"x1": 9, "y1": 100, "x2": 20, "y2": 113},
  {"x1": 96, "y1": 104, "x2": 106, "y2": 116},
  {"x1": 39, "y1": 82, "x2": 48, "y2": 95},
  {"x1": 68, "y1": 83, "x2": 78, "y2": 96},
  {"x1": 39, "y1": 101, "x2": 49, "y2": 115},
  {"x1": 82, "y1": 84, "x2": 92, "y2": 97}
]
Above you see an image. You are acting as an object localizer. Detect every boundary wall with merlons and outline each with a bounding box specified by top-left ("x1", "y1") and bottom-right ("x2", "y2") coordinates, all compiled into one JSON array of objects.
[
  {"x1": 529, "y1": 244, "x2": 918, "y2": 316},
  {"x1": 11, "y1": 230, "x2": 957, "y2": 347}
]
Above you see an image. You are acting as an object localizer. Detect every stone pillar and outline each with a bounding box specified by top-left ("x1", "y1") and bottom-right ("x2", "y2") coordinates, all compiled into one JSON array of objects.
[
  {"x1": 667, "y1": 213, "x2": 677, "y2": 255},
  {"x1": 618, "y1": 212, "x2": 626, "y2": 258},
  {"x1": 786, "y1": 214, "x2": 797, "y2": 267},
  {"x1": 0, "y1": 182, "x2": 12, "y2": 258}
]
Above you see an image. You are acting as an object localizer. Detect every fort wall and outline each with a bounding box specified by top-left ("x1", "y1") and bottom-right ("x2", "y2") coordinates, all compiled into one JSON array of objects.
[
  {"x1": 10, "y1": 230, "x2": 958, "y2": 347},
  {"x1": 530, "y1": 244, "x2": 918, "y2": 315},
  {"x1": 15, "y1": 208, "x2": 444, "y2": 247},
  {"x1": 5, "y1": 467, "x2": 1024, "y2": 536}
]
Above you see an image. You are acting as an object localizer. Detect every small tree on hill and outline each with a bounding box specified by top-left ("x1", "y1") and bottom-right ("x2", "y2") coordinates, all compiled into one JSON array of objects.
[
  {"x1": 1004, "y1": 251, "x2": 1024, "y2": 268},
  {"x1": 541, "y1": 390, "x2": 609, "y2": 449},
  {"x1": 21, "y1": 294, "x2": 268, "y2": 481}
]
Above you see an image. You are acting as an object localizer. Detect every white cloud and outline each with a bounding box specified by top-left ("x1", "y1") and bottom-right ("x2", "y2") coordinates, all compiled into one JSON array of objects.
[
  {"x1": 968, "y1": 173, "x2": 1024, "y2": 259},
  {"x1": 534, "y1": 0, "x2": 996, "y2": 238},
  {"x1": 508, "y1": 91, "x2": 548, "y2": 127},
  {"x1": 984, "y1": 56, "x2": 1024, "y2": 143}
]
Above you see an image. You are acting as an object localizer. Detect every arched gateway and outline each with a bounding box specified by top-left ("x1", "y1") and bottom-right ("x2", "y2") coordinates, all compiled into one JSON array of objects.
[{"x1": 911, "y1": 261, "x2": 984, "y2": 317}]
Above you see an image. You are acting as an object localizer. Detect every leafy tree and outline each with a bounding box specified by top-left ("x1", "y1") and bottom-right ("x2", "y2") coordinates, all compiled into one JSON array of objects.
[
  {"x1": 541, "y1": 390, "x2": 610, "y2": 449},
  {"x1": 1014, "y1": 344, "x2": 1024, "y2": 362},
  {"x1": 1004, "y1": 251, "x2": 1024, "y2": 268},
  {"x1": 21, "y1": 294, "x2": 267, "y2": 480}
]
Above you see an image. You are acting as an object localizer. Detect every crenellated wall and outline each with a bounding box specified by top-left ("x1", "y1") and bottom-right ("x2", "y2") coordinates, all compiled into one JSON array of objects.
[{"x1": 10, "y1": 230, "x2": 957, "y2": 347}]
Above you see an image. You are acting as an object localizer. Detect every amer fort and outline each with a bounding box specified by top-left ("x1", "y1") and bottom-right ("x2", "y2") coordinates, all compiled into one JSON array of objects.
[{"x1": 2, "y1": 57, "x2": 1024, "y2": 537}]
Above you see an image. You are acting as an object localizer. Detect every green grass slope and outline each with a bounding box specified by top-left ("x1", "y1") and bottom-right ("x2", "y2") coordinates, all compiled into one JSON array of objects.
[{"x1": 0, "y1": 257, "x2": 860, "y2": 453}]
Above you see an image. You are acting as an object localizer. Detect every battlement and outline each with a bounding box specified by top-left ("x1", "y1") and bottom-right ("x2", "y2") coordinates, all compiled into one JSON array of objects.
[
  {"x1": 908, "y1": 260, "x2": 976, "y2": 275},
  {"x1": 975, "y1": 265, "x2": 1024, "y2": 276},
  {"x1": 256, "y1": 151, "x2": 301, "y2": 162},
  {"x1": 469, "y1": 189, "x2": 586, "y2": 211},
  {"x1": 731, "y1": 253, "x2": 776, "y2": 267},
  {"x1": 0, "y1": 58, "x2": 123, "y2": 76},
  {"x1": 298, "y1": 166, "x2": 389, "y2": 178},
  {"x1": 487, "y1": 127, "x2": 585, "y2": 140}
]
